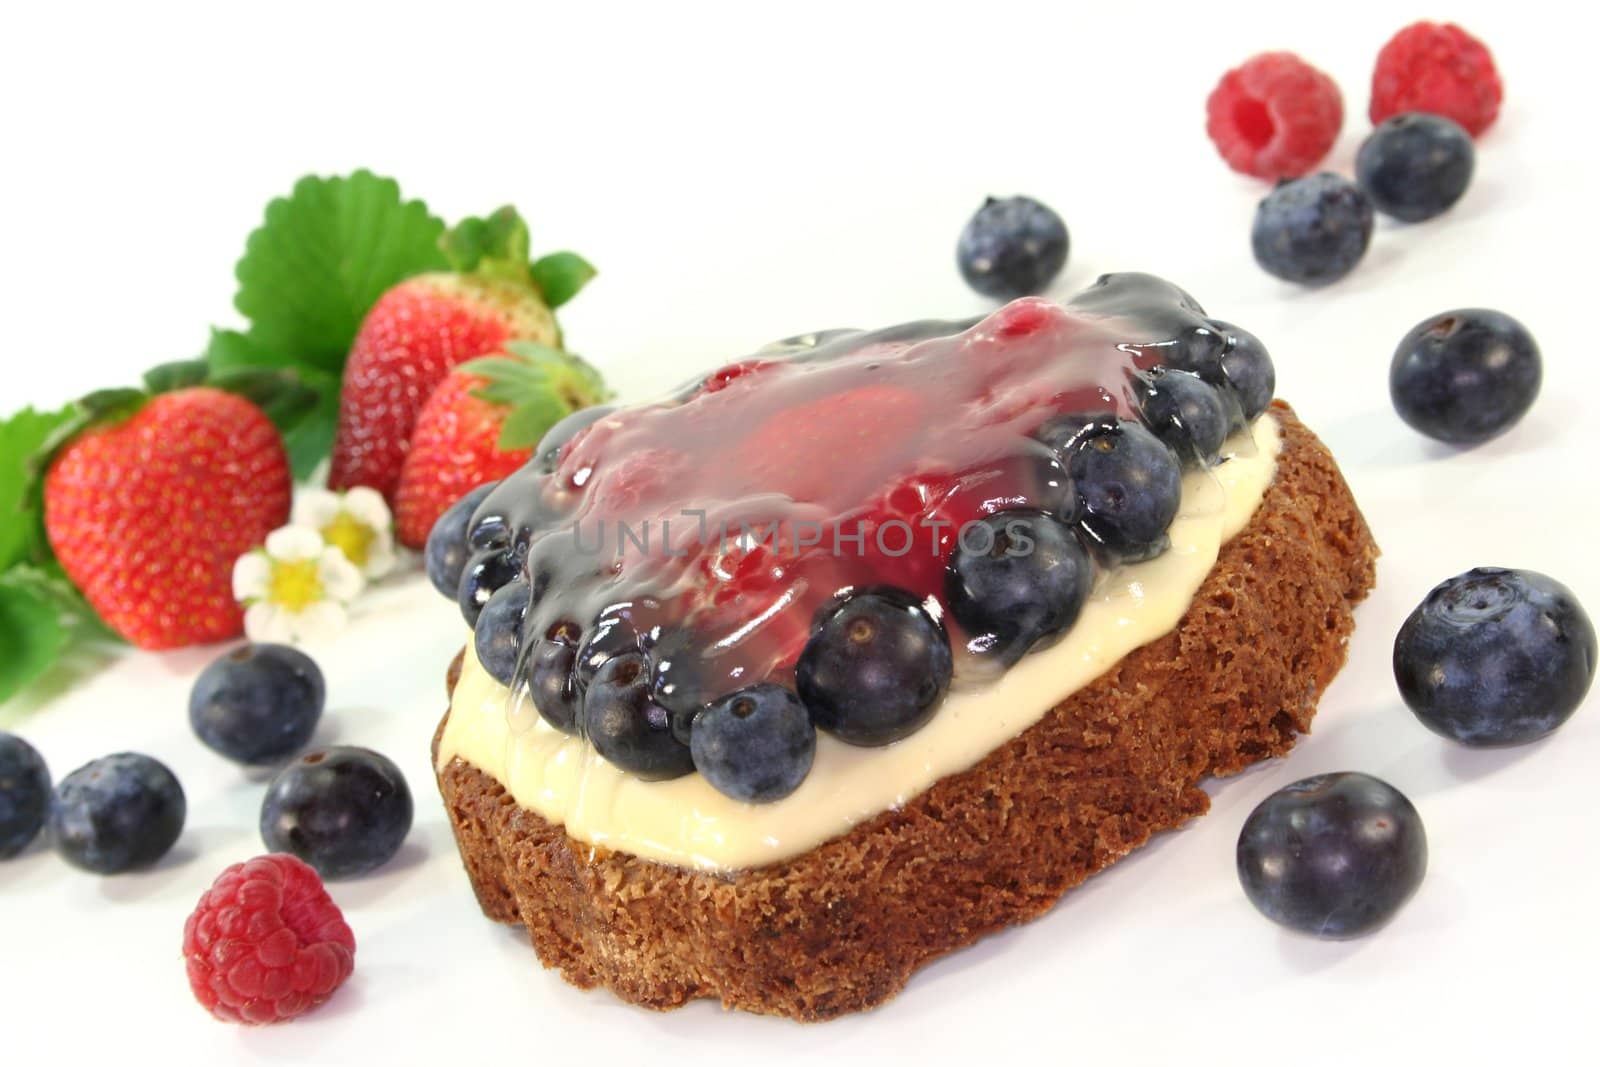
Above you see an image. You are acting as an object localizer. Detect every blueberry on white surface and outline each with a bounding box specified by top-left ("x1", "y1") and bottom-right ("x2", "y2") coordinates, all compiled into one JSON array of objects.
[
  {"x1": 260, "y1": 746, "x2": 414, "y2": 879},
  {"x1": 1394, "y1": 568, "x2": 1595, "y2": 746},
  {"x1": 1356, "y1": 113, "x2": 1475, "y2": 223},
  {"x1": 0, "y1": 733, "x2": 51, "y2": 859},
  {"x1": 189, "y1": 644, "x2": 325, "y2": 765},
  {"x1": 1389, "y1": 309, "x2": 1541, "y2": 445},
  {"x1": 689, "y1": 684, "x2": 816, "y2": 803},
  {"x1": 797, "y1": 589, "x2": 952, "y2": 746},
  {"x1": 957, "y1": 196, "x2": 1069, "y2": 300},
  {"x1": 49, "y1": 753, "x2": 186, "y2": 874},
  {"x1": 1237, "y1": 772, "x2": 1427, "y2": 939},
  {"x1": 1251, "y1": 173, "x2": 1374, "y2": 285}
]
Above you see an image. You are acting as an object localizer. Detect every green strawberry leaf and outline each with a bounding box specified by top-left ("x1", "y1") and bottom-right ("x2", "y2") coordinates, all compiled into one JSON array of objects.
[
  {"x1": 142, "y1": 359, "x2": 212, "y2": 393},
  {"x1": 440, "y1": 206, "x2": 531, "y2": 281},
  {"x1": 530, "y1": 252, "x2": 597, "y2": 309},
  {"x1": 462, "y1": 345, "x2": 614, "y2": 451},
  {"x1": 0, "y1": 406, "x2": 74, "y2": 572},
  {"x1": 232, "y1": 170, "x2": 449, "y2": 374},
  {"x1": 204, "y1": 329, "x2": 342, "y2": 481},
  {"x1": 0, "y1": 575, "x2": 68, "y2": 705}
]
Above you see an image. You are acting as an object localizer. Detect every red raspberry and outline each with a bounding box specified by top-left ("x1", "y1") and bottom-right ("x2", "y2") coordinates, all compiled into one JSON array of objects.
[
  {"x1": 182, "y1": 854, "x2": 356, "y2": 1025},
  {"x1": 1206, "y1": 52, "x2": 1343, "y2": 180},
  {"x1": 1370, "y1": 22, "x2": 1502, "y2": 137}
]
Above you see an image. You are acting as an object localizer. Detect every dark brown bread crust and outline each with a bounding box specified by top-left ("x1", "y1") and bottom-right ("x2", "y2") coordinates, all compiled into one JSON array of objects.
[{"x1": 434, "y1": 402, "x2": 1377, "y2": 1021}]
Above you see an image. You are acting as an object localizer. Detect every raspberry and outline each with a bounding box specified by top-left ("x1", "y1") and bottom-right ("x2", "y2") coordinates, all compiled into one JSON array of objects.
[
  {"x1": 1206, "y1": 52, "x2": 1343, "y2": 180},
  {"x1": 1370, "y1": 22, "x2": 1502, "y2": 137},
  {"x1": 182, "y1": 854, "x2": 356, "y2": 1025}
]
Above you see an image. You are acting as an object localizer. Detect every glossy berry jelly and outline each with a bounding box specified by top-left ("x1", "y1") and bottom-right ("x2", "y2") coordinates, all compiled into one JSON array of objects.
[{"x1": 452, "y1": 274, "x2": 1276, "y2": 800}]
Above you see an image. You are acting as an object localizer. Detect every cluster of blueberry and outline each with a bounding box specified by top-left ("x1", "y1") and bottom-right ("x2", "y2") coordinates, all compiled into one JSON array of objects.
[
  {"x1": 424, "y1": 277, "x2": 1278, "y2": 805},
  {"x1": 0, "y1": 645, "x2": 412, "y2": 880}
]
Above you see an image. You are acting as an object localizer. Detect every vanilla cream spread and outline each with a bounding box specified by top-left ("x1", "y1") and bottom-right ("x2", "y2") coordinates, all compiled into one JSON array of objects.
[{"x1": 438, "y1": 414, "x2": 1282, "y2": 872}]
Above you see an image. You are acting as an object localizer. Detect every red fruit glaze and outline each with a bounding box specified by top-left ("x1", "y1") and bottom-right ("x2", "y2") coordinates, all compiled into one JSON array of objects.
[
  {"x1": 479, "y1": 276, "x2": 1217, "y2": 707},
  {"x1": 43, "y1": 387, "x2": 291, "y2": 649},
  {"x1": 394, "y1": 370, "x2": 535, "y2": 548},
  {"x1": 183, "y1": 854, "x2": 356, "y2": 1025},
  {"x1": 1206, "y1": 52, "x2": 1343, "y2": 180},
  {"x1": 328, "y1": 274, "x2": 556, "y2": 501},
  {"x1": 1370, "y1": 22, "x2": 1502, "y2": 137}
]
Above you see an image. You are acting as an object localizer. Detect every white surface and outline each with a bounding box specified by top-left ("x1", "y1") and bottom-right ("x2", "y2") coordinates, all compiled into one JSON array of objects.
[{"x1": 3, "y1": 1, "x2": 1595, "y2": 1063}]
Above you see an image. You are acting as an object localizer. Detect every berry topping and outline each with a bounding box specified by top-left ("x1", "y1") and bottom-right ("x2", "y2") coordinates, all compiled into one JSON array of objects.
[
  {"x1": 459, "y1": 276, "x2": 1274, "y2": 789},
  {"x1": 1139, "y1": 368, "x2": 1231, "y2": 463},
  {"x1": 797, "y1": 589, "x2": 952, "y2": 746},
  {"x1": 1237, "y1": 772, "x2": 1428, "y2": 939},
  {"x1": 689, "y1": 684, "x2": 817, "y2": 803},
  {"x1": 457, "y1": 547, "x2": 522, "y2": 627},
  {"x1": 474, "y1": 580, "x2": 531, "y2": 687},
  {"x1": 49, "y1": 753, "x2": 186, "y2": 874},
  {"x1": 1251, "y1": 173, "x2": 1375, "y2": 286},
  {"x1": 0, "y1": 733, "x2": 50, "y2": 859},
  {"x1": 1389, "y1": 309, "x2": 1541, "y2": 445},
  {"x1": 189, "y1": 644, "x2": 325, "y2": 765},
  {"x1": 260, "y1": 747, "x2": 413, "y2": 879},
  {"x1": 956, "y1": 196, "x2": 1069, "y2": 300},
  {"x1": 534, "y1": 403, "x2": 617, "y2": 473},
  {"x1": 582, "y1": 652, "x2": 694, "y2": 779},
  {"x1": 1394, "y1": 569, "x2": 1596, "y2": 747},
  {"x1": 1370, "y1": 22, "x2": 1502, "y2": 138},
  {"x1": 425, "y1": 481, "x2": 499, "y2": 598},
  {"x1": 1206, "y1": 52, "x2": 1343, "y2": 180},
  {"x1": 1356, "y1": 113, "x2": 1475, "y2": 222},
  {"x1": 1063, "y1": 420, "x2": 1183, "y2": 562},
  {"x1": 183, "y1": 854, "x2": 355, "y2": 1024},
  {"x1": 1210, "y1": 320, "x2": 1277, "y2": 421},
  {"x1": 945, "y1": 511, "x2": 1093, "y2": 665}
]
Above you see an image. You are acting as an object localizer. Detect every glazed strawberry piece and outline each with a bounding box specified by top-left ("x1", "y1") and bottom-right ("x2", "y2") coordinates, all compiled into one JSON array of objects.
[{"x1": 445, "y1": 274, "x2": 1276, "y2": 801}]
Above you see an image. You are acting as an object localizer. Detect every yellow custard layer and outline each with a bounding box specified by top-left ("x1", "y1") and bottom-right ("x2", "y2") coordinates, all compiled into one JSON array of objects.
[{"x1": 437, "y1": 415, "x2": 1282, "y2": 872}]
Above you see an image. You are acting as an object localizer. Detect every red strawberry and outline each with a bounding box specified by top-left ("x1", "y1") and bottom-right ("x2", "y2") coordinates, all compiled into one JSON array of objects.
[
  {"x1": 43, "y1": 387, "x2": 292, "y2": 649},
  {"x1": 328, "y1": 207, "x2": 595, "y2": 501},
  {"x1": 392, "y1": 345, "x2": 611, "y2": 548}
]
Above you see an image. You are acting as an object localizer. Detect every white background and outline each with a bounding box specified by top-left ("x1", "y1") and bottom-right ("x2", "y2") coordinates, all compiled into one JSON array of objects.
[{"x1": 3, "y1": 1, "x2": 1596, "y2": 1063}]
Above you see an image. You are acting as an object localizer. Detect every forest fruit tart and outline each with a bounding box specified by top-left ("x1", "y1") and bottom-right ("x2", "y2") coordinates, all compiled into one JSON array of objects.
[{"x1": 430, "y1": 273, "x2": 1378, "y2": 1019}]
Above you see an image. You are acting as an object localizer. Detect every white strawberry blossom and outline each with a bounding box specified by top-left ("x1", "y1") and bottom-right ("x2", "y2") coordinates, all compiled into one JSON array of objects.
[
  {"x1": 291, "y1": 486, "x2": 397, "y2": 579},
  {"x1": 233, "y1": 526, "x2": 365, "y2": 645}
]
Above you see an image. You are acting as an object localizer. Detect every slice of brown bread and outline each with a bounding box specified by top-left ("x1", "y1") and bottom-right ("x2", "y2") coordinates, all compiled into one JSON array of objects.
[{"x1": 434, "y1": 401, "x2": 1378, "y2": 1021}]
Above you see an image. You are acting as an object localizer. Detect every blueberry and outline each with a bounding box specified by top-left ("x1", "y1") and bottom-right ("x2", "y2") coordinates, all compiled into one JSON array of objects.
[
  {"x1": 188, "y1": 644, "x2": 325, "y2": 765},
  {"x1": 526, "y1": 620, "x2": 583, "y2": 733},
  {"x1": 1390, "y1": 309, "x2": 1541, "y2": 445},
  {"x1": 945, "y1": 511, "x2": 1093, "y2": 664},
  {"x1": 260, "y1": 746, "x2": 413, "y2": 879},
  {"x1": 796, "y1": 589, "x2": 952, "y2": 746},
  {"x1": 957, "y1": 196, "x2": 1069, "y2": 300},
  {"x1": 1064, "y1": 420, "x2": 1183, "y2": 562},
  {"x1": 426, "y1": 482, "x2": 499, "y2": 598},
  {"x1": 1208, "y1": 319, "x2": 1276, "y2": 421},
  {"x1": 574, "y1": 614, "x2": 645, "y2": 692},
  {"x1": 457, "y1": 547, "x2": 522, "y2": 627},
  {"x1": 1356, "y1": 113, "x2": 1475, "y2": 223},
  {"x1": 1237, "y1": 772, "x2": 1427, "y2": 939},
  {"x1": 474, "y1": 580, "x2": 530, "y2": 687},
  {"x1": 1394, "y1": 568, "x2": 1596, "y2": 747},
  {"x1": 1036, "y1": 411, "x2": 1119, "y2": 458},
  {"x1": 534, "y1": 404, "x2": 615, "y2": 473},
  {"x1": 1251, "y1": 173, "x2": 1374, "y2": 286},
  {"x1": 689, "y1": 684, "x2": 816, "y2": 803},
  {"x1": 49, "y1": 753, "x2": 185, "y2": 874},
  {"x1": 581, "y1": 652, "x2": 694, "y2": 779},
  {"x1": 0, "y1": 733, "x2": 50, "y2": 859},
  {"x1": 1139, "y1": 368, "x2": 1231, "y2": 463},
  {"x1": 649, "y1": 628, "x2": 725, "y2": 737}
]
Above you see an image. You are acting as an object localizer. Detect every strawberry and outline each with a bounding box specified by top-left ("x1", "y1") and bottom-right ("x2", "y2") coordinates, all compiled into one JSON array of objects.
[
  {"x1": 392, "y1": 344, "x2": 611, "y2": 548},
  {"x1": 42, "y1": 385, "x2": 293, "y2": 649},
  {"x1": 327, "y1": 207, "x2": 595, "y2": 502}
]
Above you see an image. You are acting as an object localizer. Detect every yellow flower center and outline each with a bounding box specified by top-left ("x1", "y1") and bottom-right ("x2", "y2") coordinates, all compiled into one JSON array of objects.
[
  {"x1": 321, "y1": 512, "x2": 376, "y2": 569},
  {"x1": 268, "y1": 558, "x2": 325, "y2": 612}
]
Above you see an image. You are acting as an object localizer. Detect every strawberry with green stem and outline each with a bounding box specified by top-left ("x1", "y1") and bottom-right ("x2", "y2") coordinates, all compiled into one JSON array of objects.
[
  {"x1": 393, "y1": 343, "x2": 611, "y2": 548},
  {"x1": 328, "y1": 207, "x2": 596, "y2": 502}
]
